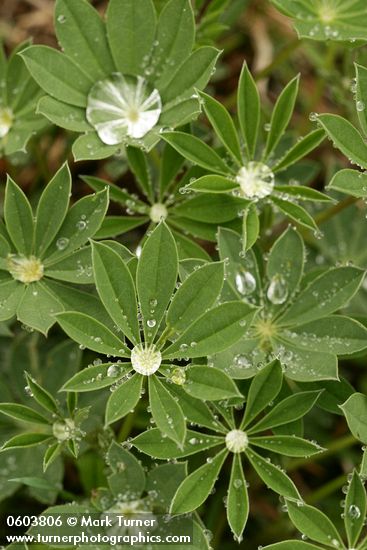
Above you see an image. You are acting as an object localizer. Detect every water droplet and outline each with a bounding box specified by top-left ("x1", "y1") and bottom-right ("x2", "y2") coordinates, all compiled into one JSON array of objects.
[
  {"x1": 266, "y1": 275, "x2": 288, "y2": 304},
  {"x1": 147, "y1": 319, "x2": 156, "y2": 328},
  {"x1": 235, "y1": 270, "x2": 256, "y2": 295},
  {"x1": 348, "y1": 504, "x2": 361, "y2": 519},
  {"x1": 56, "y1": 237, "x2": 69, "y2": 250},
  {"x1": 86, "y1": 74, "x2": 162, "y2": 145}
]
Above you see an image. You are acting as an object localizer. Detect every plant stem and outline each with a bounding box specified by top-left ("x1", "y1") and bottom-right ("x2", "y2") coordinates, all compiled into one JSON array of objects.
[
  {"x1": 306, "y1": 474, "x2": 346, "y2": 505},
  {"x1": 117, "y1": 410, "x2": 136, "y2": 442},
  {"x1": 313, "y1": 195, "x2": 359, "y2": 226}
]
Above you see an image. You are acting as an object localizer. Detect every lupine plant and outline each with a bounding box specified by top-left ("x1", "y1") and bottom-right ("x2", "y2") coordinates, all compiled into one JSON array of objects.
[{"x1": 2, "y1": 0, "x2": 367, "y2": 548}]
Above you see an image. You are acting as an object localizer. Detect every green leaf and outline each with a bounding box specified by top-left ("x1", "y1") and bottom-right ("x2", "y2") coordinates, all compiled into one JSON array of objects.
[
  {"x1": 72, "y1": 132, "x2": 118, "y2": 161},
  {"x1": 227, "y1": 454, "x2": 249, "y2": 541},
  {"x1": 340, "y1": 393, "x2": 367, "y2": 444},
  {"x1": 126, "y1": 147, "x2": 152, "y2": 201},
  {"x1": 272, "y1": 129, "x2": 325, "y2": 173},
  {"x1": 20, "y1": 46, "x2": 92, "y2": 107},
  {"x1": 107, "y1": 441, "x2": 145, "y2": 498},
  {"x1": 167, "y1": 384, "x2": 226, "y2": 432},
  {"x1": 327, "y1": 168, "x2": 367, "y2": 198},
  {"x1": 286, "y1": 500, "x2": 343, "y2": 548},
  {"x1": 2, "y1": 433, "x2": 52, "y2": 450},
  {"x1": 0, "y1": 280, "x2": 24, "y2": 321},
  {"x1": 92, "y1": 241, "x2": 140, "y2": 344},
  {"x1": 186, "y1": 174, "x2": 239, "y2": 193},
  {"x1": 136, "y1": 222, "x2": 178, "y2": 342},
  {"x1": 132, "y1": 429, "x2": 224, "y2": 459},
  {"x1": 271, "y1": 0, "x2": 367, "y2": 42},
  {"x1": 24, "y1": 372, "x2": 58, "y2": 414},
  {"x1": 279, "y1": 267, "x2": 365, "y2": 326},
  {"x1": 149, "y1": 376, "x2": 186, "y2": 445},
  {"x1": 44, "y1": 247, "x2": 93, "y2": 284},
  {"x1": 250, "y1": 435, "x2": 323, "y2": 457},
  {"x1": 267, "y1": 227, "x2": 304, "y2": 301},
  {"x1": 0, "y1": 403, "x2": 49, "y2": 425},
  {"x1": 317, "y1": 114, "x2": 367, "y2": 169},
  {"x1": 55, "y1": 0, "x2": 115, "y2": 80},
  {"x1": 356, "y1": 63, "x2": 367, "y2": 136},
  {"x1": 274, "y1": 185, "x2": 332, "y2": 203},
  {"x1": 200, "y1": 91, "x2": 242, "y2": 164},
  {"x1": 106, "y1": 0, "x2": 156, "y2": 76},
  {"x1": 272, "y1": 340, "x2": 338, "y2": 382},
  {"x1": 17, "y1": 282, "x2": 63, "y2": 335},
  {"x1": 184, "y1": 366, "x2": 241, "y2": 400},
  {"x1": 280, "y1": 316, "x2": 367, "y2": 355},
  {"x1": 95, "y1": 216, "x2": 148, "y2": 239},
  {"x1": 263, "y1": 543, "x2": 322, "y2": 550},
  {"x1": 153, "y1": 0, "x2": 195, "y2": 88},
  {"x1": 173, "y1": 194, "x2": 246, "y2": 223},
  {"x1": 248, "y1": 391, "x2": 322, "y2": 434},
  {"x1": 345, "y1": 470, "x2": 366, "y2": 547},
  {"x1": 4, "y1": 176, "x2": 34, "y2": 255},
  {"x1": 9, "y1": 476, "x2": 58, "y2": 491},
  {"x1": 105, "y1": 373, "x2": 143, "y2": 425},
  {"x1": 163, "y1": 302, "x2": 256, "y2": 359},
  {"x1": 242, "y1": 203, "x2": 259, "y2": 252},
  {"x1": 34, "y1": 163, "x2": 71, "y2": 257},
  {"x1": 162, "y1": 132, "x2": 231, "y2": 175},
  {"x1": 37, "y1": 96, "x2": 91, "y2": 132},
  {"x1": 45, "y1": 188, "x2": 109, "y2": 264},
  {"x1": 242, "y1": 360, "x2": 283, "y2": 427},
  {"x1": 170, "y1": 448, "x2": 227, "y2": 513},
  {"x1": 81, "y1": 175, "x2": 146, "y2": 208},
  {"x1": 55, "y1": 312, "x2": 129, "y2": 356},
  {"x1": 237, "y1": 62, "x2": 260, "y2": 159},
  {"x1": 246, "y1": 448, "x2": 301, "y2": 501},
  {"x1": 166, "y1": 261, "x2": 224, "y2": 333},
  {"x1": 271, "y1": 196, "x2": 318, "y2": 231},
  {"x1": 146, "y1": 462, "x2": 186, "y2": 510},
  {"x1": 264, "y1": 75, "x2": 299, "y2": 160},
  {"x1": 161, "y1": 46, "x2": 220, "y2": 103},
  {"x1": 61, "y1": 363, "x2": 130, "y2": 392},
  {"x1": 43, "y1": 443, "x2": 62, "y2": 472}
]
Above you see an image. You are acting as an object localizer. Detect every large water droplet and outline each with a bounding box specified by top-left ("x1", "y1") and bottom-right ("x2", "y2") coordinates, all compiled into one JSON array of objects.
[
  {"x1": 236, "y1": 162, "x2": 274, "y2": 199},
  {"x1": 235, "y1": 270, "x2": 256, "y2": 295},
  {"x1": 86, "y1": 74, "x2": 162, "y2": 145},
  {"x1": 266, "y1": 275, "x2": 288, "y2": 304},
  {"x1": 348, "y1": 504, "x2": 361, "y2": 519}
]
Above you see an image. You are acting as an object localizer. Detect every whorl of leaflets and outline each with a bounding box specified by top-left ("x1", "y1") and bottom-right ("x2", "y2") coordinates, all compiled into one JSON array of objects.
[{"x1": 20, "y1": 0, "x2": 220, "y2": 160}]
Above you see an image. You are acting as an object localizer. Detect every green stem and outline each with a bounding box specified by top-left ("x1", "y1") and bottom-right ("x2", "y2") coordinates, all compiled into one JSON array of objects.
[
  {"x1": 313, "y1": 196, "x2": 359, "y2": 226},
  {"x1": 306, "y1": 474, "x2": 346, "y2": 505}
]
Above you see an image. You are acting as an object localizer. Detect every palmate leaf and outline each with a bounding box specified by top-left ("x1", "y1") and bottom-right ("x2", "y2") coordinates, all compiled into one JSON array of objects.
[
  {"x1": 317, "y1": 114, "x2": 367, "y2": 169},
  {"x1": 91, "y1": 241, "x2": 140, "y2": 345},
  {"x1": 148, "y1": 376, "x2": 186, "y2": 445},
  {"x1": 286, "y1": 500, "x2": 343, "y2": 548},
  {"x1": 136, "y1": 222, "x2": 178, "y2": 342},
  {"x1": 271, "y1": 0, "x2": 367, "y2": 42},
  {"x1": 166, "y1": 261, "x2": 224, "y2": 333},
  {"x1": 34, "y1": 164, "x2": 71, "y2": 258},
  {"x1": 237, "y1": 62, "x2": 260, "y2": 159},
  {"x1": 249, "y1": 436, "x2": 323, "y2": 457},
  {"x1": 227, "y1": 454, "x2": 249, "y2": 541},
  {"x1": 340, "y1": 393, "x2": 367, "y2": 444},
  {"x1": 55, "y1": 0, "x2": 115, "y2": 80},
  {"x1": 327, "y1": 168, "x2": 367, "y2": 198},
  {"x1": 242, "y1": 360, "x2": 283, "y2": 427},
  {"x1": 163, "y1": 302, "x2": 257, "y2": 359},
  {"x1": 170, "y1": 448, "x2": 228, "y2": 514},
  {"x1": 105, "y1": 373, "x2": 143, "y2": 425},
  {"x1": 61, "y1": 363, "x2": 131, "y2": 392},
  {"x1": 183, "y1": 366, "x2": 242, "y2": 400},
  {"x1": 132, "y1": 429, "x2": 224, "y2": 459},
  {"x1": 279, "y1": 266, "x2": 365, "y2": 326},
  {"x1": 4, "y1": 177, "x2": 34, "y2": 255},
  {"x1": 246, "y1": 448, "x2": 301, "y2": 501},
  {"x1": 344, "y1": 470, "x2": 367, "y2": 547},
  {"x1": 17, "y1": 283, "x2": 64, "y2": 336}
]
